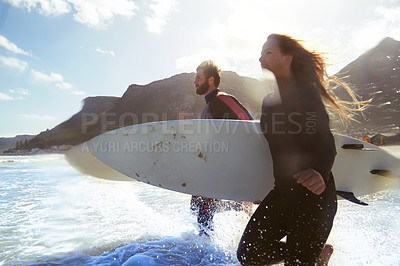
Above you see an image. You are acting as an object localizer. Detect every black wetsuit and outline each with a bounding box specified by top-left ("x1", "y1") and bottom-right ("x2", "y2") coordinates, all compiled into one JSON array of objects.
[
  {"x1": 200, "y1": 89, "x2": 253, "y2": 120},
  {"x1": 191, "y1": 89, "x2": 253, "y2": 235},
  {"x1": 237, "y1": 78, "x2": 337, "y2": 265}
]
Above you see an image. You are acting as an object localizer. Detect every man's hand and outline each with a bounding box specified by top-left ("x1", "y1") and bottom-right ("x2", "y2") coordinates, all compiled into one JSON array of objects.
[{"x1": 293, "y1": 169, "x2": 326, "y2": 195}]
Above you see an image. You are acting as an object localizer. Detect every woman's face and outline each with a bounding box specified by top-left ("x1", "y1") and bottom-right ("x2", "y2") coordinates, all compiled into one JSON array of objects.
[{"x1": 259, "y1": 38, "x2": 290, "y2": 77}]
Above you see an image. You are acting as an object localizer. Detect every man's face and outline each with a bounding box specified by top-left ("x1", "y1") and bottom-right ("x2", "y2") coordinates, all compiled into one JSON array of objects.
[{"x1": 194, "y1": 69, "x2": 210, "y2": 95}]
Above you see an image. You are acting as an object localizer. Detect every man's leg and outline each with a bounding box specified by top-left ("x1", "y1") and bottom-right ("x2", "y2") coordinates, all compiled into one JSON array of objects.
[{"x1": 191, "y1": 196, "x2": 218, "y2": 236}]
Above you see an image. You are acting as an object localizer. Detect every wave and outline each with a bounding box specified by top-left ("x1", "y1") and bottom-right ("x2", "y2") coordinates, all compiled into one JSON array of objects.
[
  {"x1": 0, "y1": 154, "x2": 64, "y2": 164},
  {"x1": 28, "y1": 234, "x2": 239, "y2": 266}
]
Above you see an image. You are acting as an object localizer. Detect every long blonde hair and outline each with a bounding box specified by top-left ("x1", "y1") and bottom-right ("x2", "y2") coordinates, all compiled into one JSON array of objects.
[{"x1": 268, "y1": 34, "x2": 370, "y2": 123}]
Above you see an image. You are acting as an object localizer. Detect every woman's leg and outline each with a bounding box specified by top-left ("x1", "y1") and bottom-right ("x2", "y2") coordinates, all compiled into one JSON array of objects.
[
  {"x1": 237, "y1": 190, "x2": 287, "y2": 265},
  {"x1": 285, "y1": 191, "x2": 337, "y2": 265}
]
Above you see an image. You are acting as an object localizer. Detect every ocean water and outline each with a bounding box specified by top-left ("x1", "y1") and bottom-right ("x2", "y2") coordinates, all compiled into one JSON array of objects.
[{"x1": 0, "y1": 146, "x2": 400, "y2": 266}]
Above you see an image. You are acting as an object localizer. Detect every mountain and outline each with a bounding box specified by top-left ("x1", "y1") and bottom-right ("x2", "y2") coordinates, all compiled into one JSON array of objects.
[
  {"x1": 22, "y1": 96, "x2": 121, "y2": 150},
  {"x1": 21, "y1": 72, "x2": 265, "y2": 150},
  {"x1": 0, "y1": 135, "x2": 35, "y2": 153},
  {"x1": 333, "y1": 37, "x2": 400, "y2": 134}
]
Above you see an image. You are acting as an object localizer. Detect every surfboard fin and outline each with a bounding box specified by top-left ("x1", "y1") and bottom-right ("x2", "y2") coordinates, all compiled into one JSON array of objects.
[
  {"x1": 336, "y1": 191, "x2": 368, "y2": 206},
  {"x1": 341, "y1": 143, "x2": 379, "y2": 151},
  {"x1": 341, "y1": 144, "x2": 364, "y2": 150},
  {"x1": 370, "y1": 169, "x2": 392, "y2": 177}
]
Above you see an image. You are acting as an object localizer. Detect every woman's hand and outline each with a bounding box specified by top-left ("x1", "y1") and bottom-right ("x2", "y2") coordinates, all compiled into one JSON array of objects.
[{"x1": 293, "y1": 169, "x2": 326, "y2": 195}]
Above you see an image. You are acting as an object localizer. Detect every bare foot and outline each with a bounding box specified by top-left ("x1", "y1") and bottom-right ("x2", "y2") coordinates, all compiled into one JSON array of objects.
[{"x1": 318, "y1": 244, "x2": 334, "y2": 266}]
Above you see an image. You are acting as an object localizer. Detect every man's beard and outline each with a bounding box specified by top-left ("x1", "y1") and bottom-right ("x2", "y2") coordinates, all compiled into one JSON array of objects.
[{"x1": 196, "y1": 81, "x2": 209, "y2": 95}]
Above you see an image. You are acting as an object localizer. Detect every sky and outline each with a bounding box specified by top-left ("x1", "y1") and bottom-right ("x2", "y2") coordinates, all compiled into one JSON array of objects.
[{"x1": 0, "y1": 0, "x2": 399, "y2": 137}]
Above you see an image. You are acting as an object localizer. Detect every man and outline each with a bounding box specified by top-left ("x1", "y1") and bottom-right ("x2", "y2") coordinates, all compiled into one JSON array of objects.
[{"x1": 190, "y1": 60, "x2": 253, "y2": 236}]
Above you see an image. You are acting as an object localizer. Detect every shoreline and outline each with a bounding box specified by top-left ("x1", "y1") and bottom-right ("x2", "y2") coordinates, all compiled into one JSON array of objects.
[{"x1": 0, "y1": 150, "x2": 66, "y2": 156}]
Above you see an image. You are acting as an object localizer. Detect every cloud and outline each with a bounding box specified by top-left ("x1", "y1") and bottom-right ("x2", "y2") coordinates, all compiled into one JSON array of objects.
[
  {"x1": 8, "y1": 88, "x2": 30, "y2": 100},
  {"x1": 0, "y1": 92, "x2": 14, "y2": 101},
  {"x1": 351, "y1": 20, "x2": 389, "y2": 52},
  {"x1": 373, "y1": 5, "x2": 400, "y2": 40},
  {"x1": 11, "y1": 88, "x2": 30, "y2": 96},
  {"x1": 145, "y1": 0, "x2": 177, "y2": 34},
  {"x1": 56, "y1": 81, "x2": 73, "y2": 90},
  {"x1": 375, "y1": 6, "x2": 400, "y2": 23},
  {"x1": 349, "y1": 5, "x2": 400, "y2": 55},
  {"x1": 31, "y1": 69, "x2": 62, "y2": 82},
  {"x1": 70, "y1": 0, "x2": 138, "y2": 29},
  {"x1": 5, "y1": 0, "x2": 138, "y2": 29},
  {"x1": 96, "y1": 47, "x2": 115, "y2": 56},
  {"x1": 0, "y1": 55, "x2": 28, "y2": 71},
  {"x1": 5, "y1": 0, "x2": 71, "y2": 16},
  {"x1": 0, "y1": 35, "x2": 30, "y2": 56},
  {"x1": 6, "y1": 0, "x2": 182, "y2": 32},
  {"x1": 17, "y1": 114, "x2": 57, "y2": 120},
  {"x1": 31, "y1": 69, "x2": 78, "y2": 93}
]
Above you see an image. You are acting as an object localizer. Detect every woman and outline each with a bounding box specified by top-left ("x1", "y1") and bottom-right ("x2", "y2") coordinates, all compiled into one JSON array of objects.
[{"x1": 237, "y1": 34, "x2": 364, "y2": 265}]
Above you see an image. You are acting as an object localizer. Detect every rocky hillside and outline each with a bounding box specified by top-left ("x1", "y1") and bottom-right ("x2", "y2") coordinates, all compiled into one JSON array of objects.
[
  {"x1": 0, "y1": 135, "x2": 35, "y2": 153},
  {"x1": 333, "y1": 37, "x2": 400, "y2": 134},
  {"x1": 23, "y1": 96, "x2": 121, "y2": 149}
]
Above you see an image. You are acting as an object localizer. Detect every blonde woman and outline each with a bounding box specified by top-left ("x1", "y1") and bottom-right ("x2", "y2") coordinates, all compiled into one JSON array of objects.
[{"x1": 236, "y1": 34, "x2": 360, "y2": 265}]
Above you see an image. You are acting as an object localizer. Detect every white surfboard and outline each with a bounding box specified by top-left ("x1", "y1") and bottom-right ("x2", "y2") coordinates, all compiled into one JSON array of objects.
[
  {"x1": 65, "y1": 143, "x2": 132, "y2": 181},
  {"x1": 66, "y1": 120, "x2": 400, "y2": 202}
]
